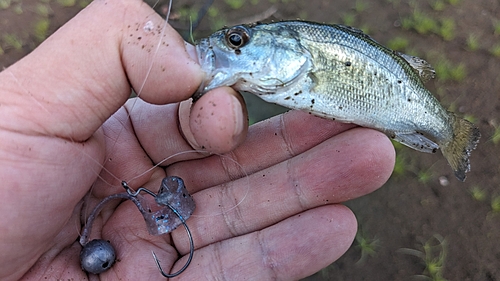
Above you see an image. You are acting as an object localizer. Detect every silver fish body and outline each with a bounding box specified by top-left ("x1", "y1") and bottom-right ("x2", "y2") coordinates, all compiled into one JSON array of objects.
[{"x1": 195, "y1": 21, "x2": 480, "y2": 181}]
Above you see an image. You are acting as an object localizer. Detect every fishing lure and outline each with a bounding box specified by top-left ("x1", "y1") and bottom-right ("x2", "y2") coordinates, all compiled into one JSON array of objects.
[{"x1": 79, "y1": 176, "x2": 195, "y2": 277}]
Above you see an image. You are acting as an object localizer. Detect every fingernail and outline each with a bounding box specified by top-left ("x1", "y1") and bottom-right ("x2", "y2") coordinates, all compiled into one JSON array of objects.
[
  {"x1": 231, "y1": 94, "x2": 246, "y2": 139},
  {"x1": 178, "y1": 99, "x2": 202, "y2": 150},
  {"x1": 185, "y1": 42, "x2": 200, "y2": 66}
]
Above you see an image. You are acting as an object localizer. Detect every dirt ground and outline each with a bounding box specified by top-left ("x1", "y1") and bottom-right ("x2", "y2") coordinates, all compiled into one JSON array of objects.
[{"x1": 1, "y1": 0, "x2": 499, "y2": 280}]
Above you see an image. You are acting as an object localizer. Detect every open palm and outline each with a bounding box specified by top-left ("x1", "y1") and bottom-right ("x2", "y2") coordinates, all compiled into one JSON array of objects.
[{"x1": 0, "y1": 0, "x2": 394, "y2": 280}]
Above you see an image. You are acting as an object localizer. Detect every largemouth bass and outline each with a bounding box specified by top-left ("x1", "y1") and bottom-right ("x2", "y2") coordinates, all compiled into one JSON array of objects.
[{"x1": 194, "y1": 21, "x2": 480, "y2": 181}]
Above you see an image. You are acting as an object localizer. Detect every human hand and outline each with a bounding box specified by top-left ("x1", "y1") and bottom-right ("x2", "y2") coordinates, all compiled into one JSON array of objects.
[{"x1": 0, "y1": 0, "x2": 395, "y2": 280}]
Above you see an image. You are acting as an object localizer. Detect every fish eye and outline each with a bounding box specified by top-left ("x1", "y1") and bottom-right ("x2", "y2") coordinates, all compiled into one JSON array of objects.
[{"x1": 225, "y1": 26, "x2": 251, "y2": 49}]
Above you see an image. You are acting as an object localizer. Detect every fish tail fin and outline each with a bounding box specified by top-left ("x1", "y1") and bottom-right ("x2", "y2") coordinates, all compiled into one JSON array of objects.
[{"x1": 441, "y1": 113, "x2": 481, "y2": 181}]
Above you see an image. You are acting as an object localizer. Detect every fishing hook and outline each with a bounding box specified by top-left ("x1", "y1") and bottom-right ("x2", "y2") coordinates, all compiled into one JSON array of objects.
[
  {"x1": 79, "y1": 177, "x2": 195, "y2": 278},
  {"x1": 122, "y1": 181, "x2": 195, "y2": 278}
]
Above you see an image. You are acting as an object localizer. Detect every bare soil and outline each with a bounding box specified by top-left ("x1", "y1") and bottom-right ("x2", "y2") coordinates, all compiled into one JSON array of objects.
[{"x1": 1, "y1": 0, "x2": 499, "y2": 280}]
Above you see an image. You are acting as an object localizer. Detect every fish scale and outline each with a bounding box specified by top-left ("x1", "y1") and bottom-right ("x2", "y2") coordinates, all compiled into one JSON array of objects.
[{"x1": 195, "y1": 20, "x2": 480, "y2": 181}]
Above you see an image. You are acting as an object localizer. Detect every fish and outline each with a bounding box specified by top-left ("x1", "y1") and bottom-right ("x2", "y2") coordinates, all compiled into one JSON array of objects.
[{"x1": 193, "y1": 20, "x2": 480, "y2": 181}]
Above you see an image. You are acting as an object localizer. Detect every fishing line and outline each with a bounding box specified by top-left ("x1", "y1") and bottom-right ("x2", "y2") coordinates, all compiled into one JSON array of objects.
[
  {"x1": 74, "y1": 0, "x2": 175, "y2": 189},
  {"x1": 83, "y1": 0, "x2": 251, "y2": 217},
  {"x1": 126, "y1": 149, "x2": 251, "y2": 218},
  {"x1": 189, "y1": 152, "x2": 251, "y2": 218},
  {"x1": 76, "y1": 1, "x2": 252, "y2": 277},
  {"x1": 134, "y1": 0, "x2": 172, "y2": 100},
  {"x1": 7, "y1": 0, "x2": 251, "y2": 277}
]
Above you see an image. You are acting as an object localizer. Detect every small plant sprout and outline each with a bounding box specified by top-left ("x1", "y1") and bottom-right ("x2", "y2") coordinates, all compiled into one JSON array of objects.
[
  {"x1": 469, "y1": 186, "x2": 487, "y2": 201},
  {"x1": 449, "y1": 63, "x2": 467, "y2": 82},
  {"x1": 224, "y1": 0, "x2": 245, "y2": 10},
  {"x1": 56, "y1": 0, "x2": 76, "y2": 7},
  {"x1": 398, "y1": 234, "x2": 448, "y2": 281},
  {"x1": 0, "y1": 0, "x2": 11, "y2": 9},
  {"x1": 79, "y1": 0, "x2": 91, "y2": 8},
  {"x1": 34, "y1": 19, "x2": 50, "y2": 43},
  {"x1": 13, "y1": 3, "x2": 22, "y2": 14},
  {"x1": 178, "y1": 6, "x2": 198, "y2": 23},
  {"x1": 491, "y1": 124, "x2": 500, "y2": 145},
  {"x1": 446, "y1": 0, "x2": 461, "y2": 6},
  {"x1": 409, "y1": 159, "x2": 438, "y2": 184},
  {"x1": 489, "y1": 44, "x2": 500, "y2": 58},
  {"x1": 392, "y1": 141, "x2": 409, "y2": 177},
  {"x1": 341, "y1": 12, "x2": 356, "y2": 26},
  {"x1": 491, "y1": 195, "x2": 500, "y2": 213},
  {"x1": 387, "y1": 36, "x2": 410, "y2": 51},
  {"x1": 494, "y1": 20, "x2": 500, "y2": 36},
  {"x1": 355, "y1": 229, "x2": 380, "y2": 264},
  {"x1": 406, "y1": 10, "x2": 439, "y2": 35},
  {"x1": 207, "y1": 6, "x2": 218, "y2": 18},
  {"x1": 401, "y1": 17, "x2": 413, "y2": 31},
  {"x1": 417, "y1": 169, "x2": 433, "y2": 184},
  {"x1": 434, "y1": 58, "x2": 467, "y2": 82},
  {"x1": 35, "y1": 3, "x2": 51, "y2": 17},
  {"x1": 466, "y1": 34, "x2": 480, "y2": 51},
  {"x1": 354, "y1": 0, "x2": 369, "y2": 13},
  {"x1": 438, "y1": 18, "x2": 456, "y2": 41},
  {"x1": 392, "y1": 155, "x2": 406, "y2": 176},
  {"x1": 430, "y1": 0, "x2": 446, "y2": 11},
  {"x1": 2, "y1": 34, "x2": 23, "y2": 50},
  {"x1": 408, "y1": 0, "x2": 418, "y2": 10},
  {"x1": 359, "y1": 24, "x2": 371, "y2": 35},
  {"x1": 210, "y1": 17, "x2": 227, "y2": 32}
]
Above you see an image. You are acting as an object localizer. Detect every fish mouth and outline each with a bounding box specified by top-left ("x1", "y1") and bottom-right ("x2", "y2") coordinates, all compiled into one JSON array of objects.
[
  {"x1": 193, "y1": 38, "x2": 215, "y2": 100},
  {"x1": 193, "y1": 29, "x2": 312, "y2": 99},
  {"x1": 194, "y1": 37, "x2": 241, "y2": 100}
]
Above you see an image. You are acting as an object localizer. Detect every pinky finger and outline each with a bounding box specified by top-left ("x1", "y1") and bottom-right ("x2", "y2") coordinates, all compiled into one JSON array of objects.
[{"x1": 175, "y1": 204, "x2": 357, "y2": 280}]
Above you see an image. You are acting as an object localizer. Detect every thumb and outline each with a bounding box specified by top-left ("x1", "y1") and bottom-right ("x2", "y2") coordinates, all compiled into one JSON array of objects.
[{"x1": 0, "y1": 0, "x2": 203, "y2": 141}]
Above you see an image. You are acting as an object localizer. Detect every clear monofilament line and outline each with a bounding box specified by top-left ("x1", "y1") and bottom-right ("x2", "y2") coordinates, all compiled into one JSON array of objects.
[{"x1": 125, "y1": 150, "x2": 251, "y2": 219}]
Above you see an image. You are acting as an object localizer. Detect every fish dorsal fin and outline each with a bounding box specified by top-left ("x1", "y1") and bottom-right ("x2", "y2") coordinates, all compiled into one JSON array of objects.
[
  {"x1": 396, "y1": 52, "x2": 436, "y2": 83},
  {"x1": 337, "y1": 24, "x2": 378, "y2": 42}
]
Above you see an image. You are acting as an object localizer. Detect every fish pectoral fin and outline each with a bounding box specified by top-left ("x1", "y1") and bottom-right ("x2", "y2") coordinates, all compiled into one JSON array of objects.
[
  {"x1": 391, "y1": 132, "x2": 439, "y2": 153},
  {"x1": 396, "y1": 52, "x2": 436, "y2": 83}
]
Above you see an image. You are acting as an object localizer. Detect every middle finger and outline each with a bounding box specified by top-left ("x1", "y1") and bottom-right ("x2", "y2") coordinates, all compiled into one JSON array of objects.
[{"x1": 172, "y1": 126, "x2": 394, "y2": 254}]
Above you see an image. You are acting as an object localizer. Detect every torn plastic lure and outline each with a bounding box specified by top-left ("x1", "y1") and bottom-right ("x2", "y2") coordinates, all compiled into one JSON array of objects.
[{"x1": 79, "y1": 176, "x2": 196, "y2": 277}]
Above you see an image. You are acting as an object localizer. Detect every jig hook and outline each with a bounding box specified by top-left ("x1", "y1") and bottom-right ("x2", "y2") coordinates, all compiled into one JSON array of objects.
[
  {"x1": 79, "y1": 177, "x2": 196, "y2": 277},
  {"x1": 122, "y1": 181, "x2": 195, "y2": 278}
]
